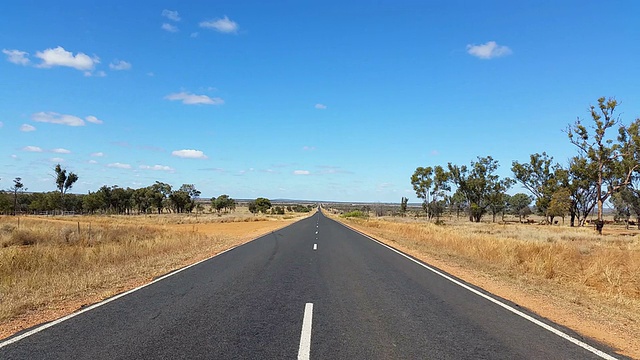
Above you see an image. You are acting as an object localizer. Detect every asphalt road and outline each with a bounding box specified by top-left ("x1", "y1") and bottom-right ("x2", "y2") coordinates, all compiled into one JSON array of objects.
[{"x1": 0, "y1": 210, "x2": 624, "y2": 359}]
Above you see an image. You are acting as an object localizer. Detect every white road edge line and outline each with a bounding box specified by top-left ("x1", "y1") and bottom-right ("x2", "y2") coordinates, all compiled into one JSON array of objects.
[
  {"x1": 0, "y1": 234, "x2": 256, "y2": 349},
  {"x1": 335, "y1": 220, "x2": 619, "y2": 360},
  {"x1": 313, "y1": 244, "x2": 317, "y2": 250},
  {"x1": 298, "y1": 303, "x2": 314, "y2": 360}
]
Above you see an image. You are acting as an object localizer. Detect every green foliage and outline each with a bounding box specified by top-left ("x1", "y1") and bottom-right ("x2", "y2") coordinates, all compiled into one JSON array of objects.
[
  {"x1": 54, "y1": 164, "x2": 78, "y2": 213},
  {"x1": 292, "y1": 204, "x2": 312, "y2": 212},
  {"x1": 448, "y1": 156, "x2": 512, "y2": 222},
  {"x1": 212, "y1": 194, "x2": 236, "y2": 213},
  {"x1": 400, "y1": 197, "x2": 408, "y2": 216},
  {"x1": 547, "y1": 188, "x2": 572, "y2": 222},
  {"x1": 508, "y1": 193, "x2": 532, "y2": 220},
  {"x1": 341, "y1": 210, "x2": 367, "y2": 218},
  {"x1": 567, "y1": 97, "x2": 640, "y2": 232},
  {"x1": 511, "y1": 152, "x2": 563, "y2": 219},
  {"x1": 249, "y1": 197, "x2": 272, "y2": 214},
  {"x1": 0, "y1": 191, "x2": 11, "y2": 214}
]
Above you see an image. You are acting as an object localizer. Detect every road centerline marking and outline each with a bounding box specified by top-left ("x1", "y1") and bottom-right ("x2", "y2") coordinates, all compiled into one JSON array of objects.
[
  {"x1": 298, "y1": 303, "x2": 313, "y2": 360},
  {"x1": 313, "y1": 244, "x2": 317, "y2": 250}
]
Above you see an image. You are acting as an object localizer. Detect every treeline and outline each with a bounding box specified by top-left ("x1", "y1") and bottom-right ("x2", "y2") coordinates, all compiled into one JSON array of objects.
[
  {"x1": 410, "y1": 97, "x2": 640, "y2": 233},
  {"x1": 0, "y1": 181, "x2": 232, "y2": 215}
]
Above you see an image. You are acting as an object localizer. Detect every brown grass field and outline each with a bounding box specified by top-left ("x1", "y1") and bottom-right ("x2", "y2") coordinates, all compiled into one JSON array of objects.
[
  {"x1": 0, "y1": 208, "x2": 310, "y2": 340},
  {"x1": 328, "y1": 213, "x2": 640, "y2": 359}
]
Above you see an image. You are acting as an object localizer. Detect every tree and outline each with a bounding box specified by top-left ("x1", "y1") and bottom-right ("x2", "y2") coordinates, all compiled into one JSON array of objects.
[
  {"x1": 213, "y1": 194, "x2": 236, "y2": 213},
  {"x1": 450, "y1": 189, "x2": 467, "y2": 219},
  {"x1": 565, "y1": 156, "x2": 598, "y2": 226},
  {"x1": 10, "y1": 177, "x2": 26, "y2": 215},
  {"x1": 567, "y1": 97, "x2": 640, "y2": 234},
  {"x1": 0, "y1": 191, "x2": 11, "y2": 214},
  {"x1": 511, "y1": 152, "x2": 564, "y2": 224},
  {"x1": 411, "y1": 167, "x2": 433, "y2": 219},
  {"x1": 508, "y1": 193, "x2": 532, "y2": 222},
  {"x1": 54, "y1": 164, "x2": 78, "y2": 214},
  {"x1": 249, "y1": 197, "x2": 271, "y2": 214},
  {"x1": 149, "y1": 182, "x2": 172, "y2": 214},
  {"x1": 448, "y1": 156, "x2": 512, "y2": 222},
  {"x1": 400, "y1": 197, "x2": 408, "y2": 217},
  {"x1": 611, "y1": 190, "x2": 631, "y2": 228},
  {"x1": 547, "y1": 188, "x2": 572, "y2": 224}
]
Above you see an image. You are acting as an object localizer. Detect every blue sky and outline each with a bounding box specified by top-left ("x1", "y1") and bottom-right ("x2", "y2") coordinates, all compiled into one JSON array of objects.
[{"x1": 1, "y1": 1, "x2": 639, "y2": 203}]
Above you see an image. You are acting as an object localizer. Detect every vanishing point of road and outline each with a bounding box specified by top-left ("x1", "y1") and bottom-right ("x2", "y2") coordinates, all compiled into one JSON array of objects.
[{"x1": 0, "y1": 210, "x2": 625, "y2": 359}]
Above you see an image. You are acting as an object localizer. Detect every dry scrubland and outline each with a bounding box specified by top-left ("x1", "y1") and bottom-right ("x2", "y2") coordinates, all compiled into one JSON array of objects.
[
  {"x1": 332, "y1": 214, "x2": 640, "y2": 358},
  {"x1": 0, "y1": 208, "x2": 309, "y2": 339}
]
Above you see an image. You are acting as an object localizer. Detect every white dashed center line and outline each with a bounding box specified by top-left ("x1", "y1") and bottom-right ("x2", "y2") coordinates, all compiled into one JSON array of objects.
[{"x1": 297, "y1": 303, "x2": 313, "y2": 360}]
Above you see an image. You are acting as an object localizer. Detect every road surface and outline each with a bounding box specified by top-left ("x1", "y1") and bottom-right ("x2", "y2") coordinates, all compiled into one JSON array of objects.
[{"x1": 0, "y1": 210, "x2": 624, "y2": 359}]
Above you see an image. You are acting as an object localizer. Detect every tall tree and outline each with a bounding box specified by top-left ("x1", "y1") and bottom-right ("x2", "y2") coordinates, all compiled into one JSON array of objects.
[
  {"x1": 10, "y1": 177, "x2": 26, "y2": 216},
  {"x1": 567, "y1": 97, "x2": 640, "y2": 234},
  {"x1": 411, "y1": 167, "x2": 433, "y2": 219},
  {"x1": 565, "y1": 156, "x2": 598, "y2": 226},
  {"x1": 149, "y1": 181, "x2": 172, "y2": 214},
  {"x1": 54, "y1": 164, "x2": 78, "y2": 214},
  {"x1": 511, "y1": 152, "x2": 564, "y2": 223},
  {"x1": 508, "y1": 193, "x2": 532, "y2": 222},
  {"x1": 400, "y1": 196, "x2": 408, "y2": 217},
  {"x1": 448, "y1": 156, "x2": 512, "y2": 222},
  {"x1": 547, "y1": 188, "x2": 572, "y2": 225}
]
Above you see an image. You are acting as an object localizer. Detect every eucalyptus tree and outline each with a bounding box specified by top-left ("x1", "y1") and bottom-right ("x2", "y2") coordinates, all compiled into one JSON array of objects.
[
  {"x1": 448, "y1": 156, "x2": 512, "y2": 222},
  {"x1": 566, "y1": 97, "x2": 640, "y2": 234},
  {"x1": 508, "y1": 193, "x2": 533, "y2": 222},
  {"x1": 411, "y1": 167, "x2": 433, "y2": 219},
  {"x1": 511, "y1": 152, "x2": 565, "y2": 223},
  {"x1": 10, "y1": 177, "x2": 26, "y2": 215},
  {"x1": 54, "y1": 164, "x2": 78, "y2": 214}
]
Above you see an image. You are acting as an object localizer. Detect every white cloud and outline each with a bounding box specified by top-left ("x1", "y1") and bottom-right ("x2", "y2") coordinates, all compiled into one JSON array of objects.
[
  {"x1": 314, "y1": 103, "x2": 327, "y2": 110},
  {"x1": 2, "y1": 49, "x2": 30, "y2": 65},
  {"x1": 50, "y1": 157, "x2": 65, "y2": 163},
  {"x1": 23, "y1": 146, "x2": 43, "y2": 152},
  {"x1": 85, "y1": 70, "x2": 107, "y2": 77},
  {"x1": 52, "y1": 148, "x2": 71, "y2": 154},
  {"x1": 32, "y1": 111, "x2": 85, "y2": 126},
  {"x1": 165, "y1": 92, "x2": 224, "y2": 105},
  {"x1": 88, "y1": 160, "x2": 98, "y2": 164},
  {"x1": 85, "y1": 115, "x2": 104, "y2": 124},
  {"x1": 190, "y1": 32, "x2": 199, "y2": 38},
  {"x1": 162, "y1": 23, "x2": 179, "y2": 32},
  {"x1": 466, "y1": 41, "x2": 512, "y2": 59},
  {"x1": 11, "y1": 154, "x2": 18, "y2": 159},
  {"x1": 140, "y1": 164, "x2": 175, "y2": 172},
  {"x1": 109, "y1": 60, "x2": 131, "y2": 71},
  {"x1": 35, "y1": 46, "x2": 99, "y2": 70},
  {"x1": 107, "y1": 162, "x2": 132, "y2": 169},
  {"x1": 302, "y1": 146, "x2": 316, "y2": 151},
  {"x1": 293, "y1": 170, "x2": 310, "y2": 175},
  {"x1": 199, "y1": 16, "x2": 239, "y2": 33},
  {"x1": 20, "y1": 124, "x2": 36, "y2": 132},
  {"x1": 0, "y1": 121, "x2": 3, "y2": 128},
  {"x1": 172, "y1": 149, "x2": 208, "y2": 159},
  {"x1": 91, "y1": 152, "x2": 104, "y2": 157},
  {"x1": 161, "y1": 9, "x2": 181, "y2": 22}
]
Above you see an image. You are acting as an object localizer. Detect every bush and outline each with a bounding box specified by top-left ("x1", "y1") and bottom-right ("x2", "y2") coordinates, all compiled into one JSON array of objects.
[{"x1": 341, "y1": 210, "x2": 368, "y2": 218}]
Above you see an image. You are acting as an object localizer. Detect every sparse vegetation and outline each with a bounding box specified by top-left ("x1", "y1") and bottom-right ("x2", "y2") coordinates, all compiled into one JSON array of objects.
[
  {"x1": 341, "y1": 210, "x2": 368, "y2": 218},
  {"x1": 330, "y1": 213, "x2": 640, "y2": 358},
  {"x1": 0, "y1": 208, "x2": 312, "y2": 339}
]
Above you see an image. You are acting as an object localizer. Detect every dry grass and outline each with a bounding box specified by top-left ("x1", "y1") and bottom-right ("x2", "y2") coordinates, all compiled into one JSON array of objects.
[
  {"x1": 0, "y1": 209, "x2": 308, "y2": 339},
  {"x1": 332, "y1": 215, "x2": 640, "y2": 358}
]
